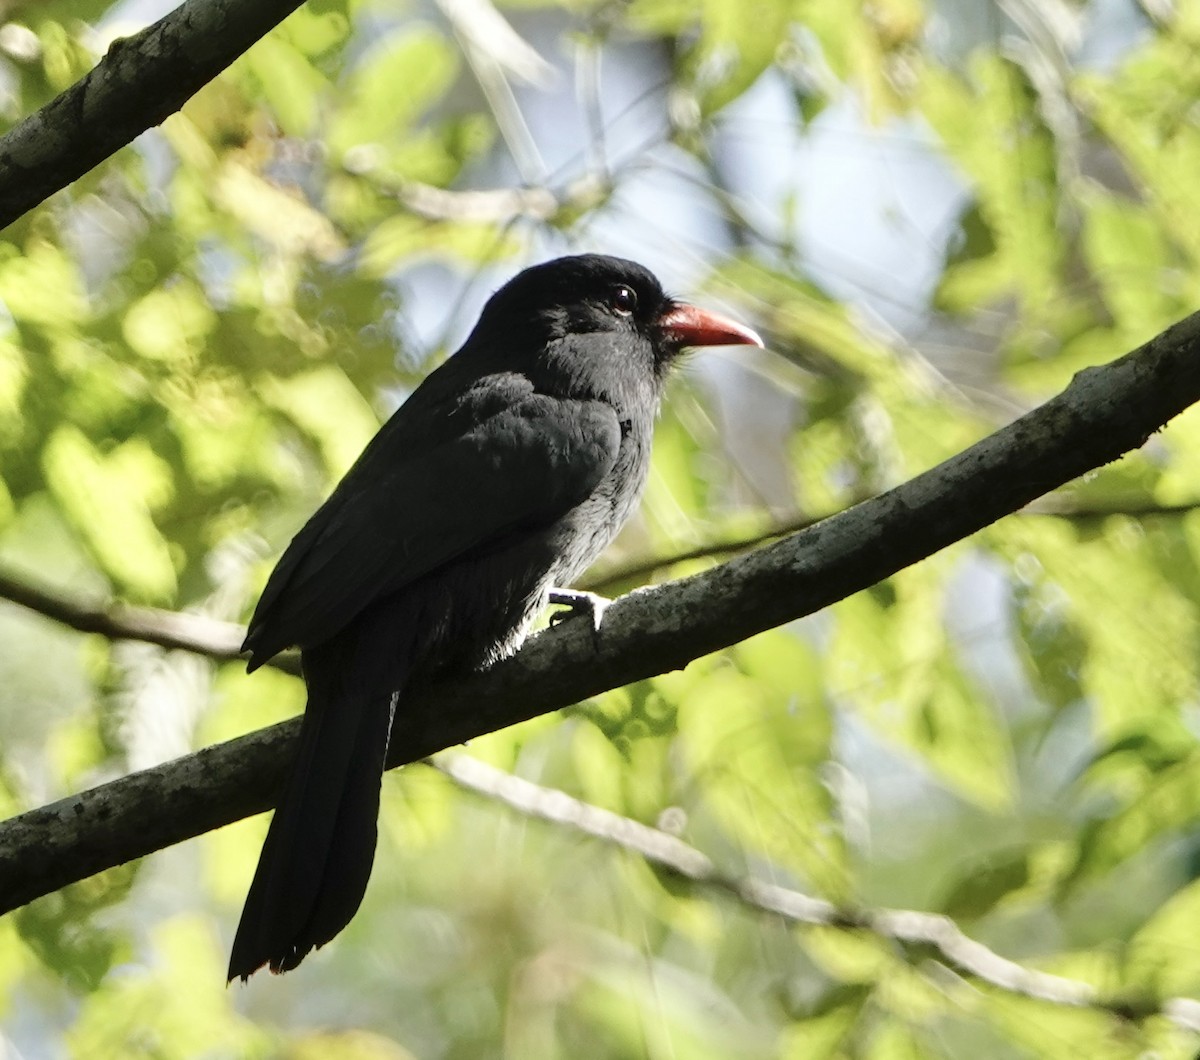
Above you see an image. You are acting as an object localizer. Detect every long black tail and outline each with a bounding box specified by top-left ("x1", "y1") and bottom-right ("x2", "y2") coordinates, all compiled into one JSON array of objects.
[{"x1": 228, "y1": 611, "x2": 411, "y2": 980}]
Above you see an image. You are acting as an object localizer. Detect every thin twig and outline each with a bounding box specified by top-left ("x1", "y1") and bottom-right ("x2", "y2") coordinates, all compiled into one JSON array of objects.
[
  {"x1": 354, "y1": 171, "x2": 609, "y2": 225},
  {"x1": 584, "y1": 497, "x2": 1200, "y2": 591},
  {"x1": 582, "y1": 514, "x2": 821, "y2": 590},
  {"x1": 0, "y1": 569, "x2": 298, "y2": 675},
  {"x1": 434, "y1": 753, "x2": 1200, "y2": 1032}
]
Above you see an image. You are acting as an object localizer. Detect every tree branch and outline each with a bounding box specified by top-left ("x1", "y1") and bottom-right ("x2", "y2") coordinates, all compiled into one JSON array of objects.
[
  {"x1": 0, "y1": 0, "x2": 307, "y2": 230},
  {"x1": 434, "y1": 753, "x2": 1200, "y2": 1032},
  {"x1": 0, "y1": 568, "x2": 299, "y2": 674},
  {"x1": 376, "y1": 174, "x2": 607, "y2": 224},
  {"x1": 3, "y1": 311, "x2": 1200, "y2": 914}
]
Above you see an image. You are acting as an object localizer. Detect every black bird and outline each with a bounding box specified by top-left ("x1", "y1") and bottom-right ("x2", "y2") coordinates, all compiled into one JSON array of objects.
[{"x1": 228, "y1": 254, "x2": 762, "y2": 979}]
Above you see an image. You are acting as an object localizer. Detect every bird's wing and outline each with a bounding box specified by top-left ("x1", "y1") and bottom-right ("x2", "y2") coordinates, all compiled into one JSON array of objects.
[{"x1": 242, "y1": 392, "x2": 621, "y2": 666}]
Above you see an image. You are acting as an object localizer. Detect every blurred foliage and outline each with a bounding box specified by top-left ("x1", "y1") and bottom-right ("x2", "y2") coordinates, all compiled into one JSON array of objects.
[{"x1": 2, "y1": 0, "x2": 1200, "y2": 1057}]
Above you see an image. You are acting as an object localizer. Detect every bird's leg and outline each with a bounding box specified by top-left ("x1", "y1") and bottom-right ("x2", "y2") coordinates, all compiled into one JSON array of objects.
[{"x1": 547, "y1": 588, "x2": 611, "y2": 648}]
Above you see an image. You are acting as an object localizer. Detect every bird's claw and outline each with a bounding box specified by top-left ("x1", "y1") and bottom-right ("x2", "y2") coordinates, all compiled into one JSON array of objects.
[{"x1": 548, "y1": 588, "x2": 611, "y2": 648}]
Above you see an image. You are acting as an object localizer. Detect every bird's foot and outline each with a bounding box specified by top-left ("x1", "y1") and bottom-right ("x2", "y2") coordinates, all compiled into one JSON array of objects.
[{"x1": 548, "y1": 588, "x2": 611, "y2": 649}]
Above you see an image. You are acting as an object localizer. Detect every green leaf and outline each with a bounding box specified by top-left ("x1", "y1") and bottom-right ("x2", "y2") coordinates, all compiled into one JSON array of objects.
[
  {"x1": 214, "y1": 162, "x2": 345, "y2": 261},
  {"x1": 978, "y1": 985, "x2": 1185, "y2": 1059},
  {"x1": 941, "y1": 850, "x2": 1031, "y2": 920},
  {"x1": 803, "y1": 926, "x2": 895, "y2": 984},
  {"x1": 261, "y1": 364, "x2": 380, "y2": 478},
  {"x1": 67, "y1": 916, "x2": 272, "y2": 1058},
  {"x1": 359, "y1": 214, "x2": 514, "y2": 277},
  {"x1": 858, "y1": 1023, "x2": 938, "y2": 1060},
  {"x1": 1069, "y1": 748, "x2": 1200, "y2": 884},
  {"x1": 327, "y1": 26, "x2": 459, "y2": 167},
  {"x1": 678, "y1": 640, "x2": 849, "y2": 899},
  {"x1": 1125, "y1": 876, "x2": 1200, "y2": 997},
  {"x1": 689, "y1": 0, "x2": 794, "y2": 115},
  {"x1": 122, "y1": 281, "x2": 216, "y2": 363},
  {"x1": 42, "y1": 426, "x2": 178, "y2": 601},
  {"x1": 16, "y1": 865, "x2": 136, "y2": 991},
  {"x1": 829, "y1": 563, "x2": 1016, "y2": 810},
  {"x1": 0, "y1": 239, "x2": 87, "y2": 331},
  {"x1": 919, "y1": 55, "x2": 1064, "y2": 319},
  {"x1": 779, "y1": 986, "x2": 869, "y2": 1059},
  {"x1": 0, "y1": 336, "x2": 28, "y2": 460},
  {"x1": 993, "y1": 518, "x2": 1200, "y2": 737},
  {"x1": 1079, "y1": 186, "x2": 1180, "y2": 335},
  {"x1": 241, "y1": 33, "x2": 330, "y2": 137}
]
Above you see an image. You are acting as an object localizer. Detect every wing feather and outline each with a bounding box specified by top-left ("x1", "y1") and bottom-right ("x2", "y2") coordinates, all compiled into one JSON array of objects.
[{"x1": 243, "y1": 392, "x2": 620, "y2": 665}]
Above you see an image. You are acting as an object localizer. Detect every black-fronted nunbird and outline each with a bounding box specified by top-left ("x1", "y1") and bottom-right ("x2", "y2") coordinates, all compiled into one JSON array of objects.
[{"x1": 228, "y1": 254, "x2": 762, "y2": 980}]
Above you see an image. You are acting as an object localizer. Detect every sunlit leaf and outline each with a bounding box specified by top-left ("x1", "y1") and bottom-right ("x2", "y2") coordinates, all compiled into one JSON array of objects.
[
  {"x1": 941, "y1": 850, "x2": 1031, "y2": 921},
  {"x1": 327, "y1": 26, "x2": 459, "y2": 169},
  {"x1": 1069, "y1": 748, "x2": 1200, "y2": 884},
  {"x1": 42, "y1": 426, "x2": 177, "y2": 601},
  {"x1": 0, "y1": 239, "x2": 87, "y2": 331},
  {"x1": 993, "y1": 518, "x2": 1200, "y2": 736},
  {"x1": 67, "y1": 916, "x2": 272, "y2": 1058},
  {"x1": 289, "y1": 1030, "x2": 418, "y2": 1060},
  {"x1": 803, "y1": 926, "x2": 894, "y2": 984},
  {"x1": 1126, "y1": 876, "x2": 1200, "y2": 998},
  {"x1": 828, "y1": 562, "x2": 1016, "y2": 810},
  {"x1": 215, "y1": 162, "x2": 346, "y2": 261},
  {"x1": 678, "y1": 646, "x2": 849, "y2": 899},
  {"x1": 16, "y1": 866, "x2": 136, "y2": 991},
  {"x1": 241, "y1": 34, "x2": 330, "y2": 138},
  {"x1": 979, "y1": 986, "x2": 1185, "y2": 1060},
  {"x1": 920, "y1": 55, "x2": 1065, "y2": 321},
  {"x1": 779, "y1": 986, "x2": 867, "y2": 1059},
  {"x1": 122, "y1": 281, "x2": 216, "y2": 363},
  {"x1": 260, "y1": 364, "x2": 380, "y2": 477}
]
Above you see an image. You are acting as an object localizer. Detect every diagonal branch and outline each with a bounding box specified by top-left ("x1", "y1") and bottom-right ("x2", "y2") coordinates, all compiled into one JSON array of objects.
[
  {"x1": 3, "y1": 311, "x2": 1200, "y2": 915},
  {"x1": 0, "y1": 0, "x2": 307, "y2": 230},
  {"x1": 434, "y1": 753, "x2": 1200, "y2": 1032}
]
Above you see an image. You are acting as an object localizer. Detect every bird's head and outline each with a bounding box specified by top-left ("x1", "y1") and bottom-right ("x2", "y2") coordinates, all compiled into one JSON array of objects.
[{"x1": 465, "y1": 255, "x2": 762, "y2": 392}]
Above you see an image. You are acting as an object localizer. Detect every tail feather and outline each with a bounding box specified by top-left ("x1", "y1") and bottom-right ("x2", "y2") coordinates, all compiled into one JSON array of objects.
[{"x1": 228, "y1": 612, "x2": 410, "y2": 981}]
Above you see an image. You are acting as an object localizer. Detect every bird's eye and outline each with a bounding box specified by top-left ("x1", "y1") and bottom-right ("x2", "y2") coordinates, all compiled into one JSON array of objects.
[{"x1": 610, "y1": 285, "x2": 638, "y2": 316}]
